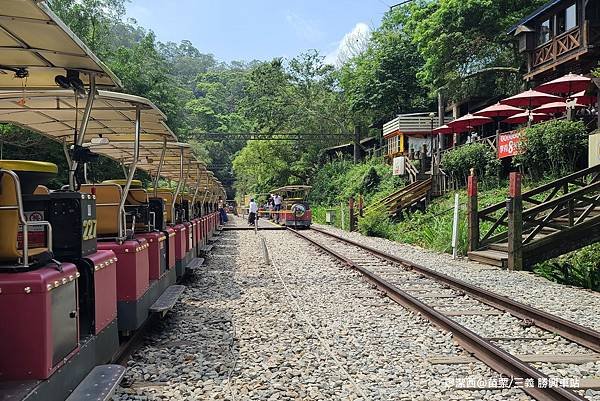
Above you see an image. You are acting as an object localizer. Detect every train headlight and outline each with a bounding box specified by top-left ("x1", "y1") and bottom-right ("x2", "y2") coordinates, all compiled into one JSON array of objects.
[{"x1": 291, "y1": 203, "x2": 306, "y2": 217}]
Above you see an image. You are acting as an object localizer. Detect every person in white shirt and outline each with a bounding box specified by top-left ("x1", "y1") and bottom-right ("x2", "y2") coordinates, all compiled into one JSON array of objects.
[
  {"x1": 273, "y1": 194, "x2": 282, "y2": 223},
  {"x1": 248, "y1": 198, "x2": 258, "y2": 226}
]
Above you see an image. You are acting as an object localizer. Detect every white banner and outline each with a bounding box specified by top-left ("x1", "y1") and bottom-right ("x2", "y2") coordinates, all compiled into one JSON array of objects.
[{"x1": 392, "y1": 156, "x2": 405, "y2": 176}]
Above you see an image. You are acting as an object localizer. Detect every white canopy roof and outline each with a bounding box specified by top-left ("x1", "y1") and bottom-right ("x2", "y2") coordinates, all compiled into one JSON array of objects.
[
  {"x1": 0, "y1": 89, "x2": 175, "y2": 162},
  {"x1": 0, "y1": 0, "x2": 121, "y2": 89},
  {"x1": 0, "y1": 90, "x2": 171, "y2": 136}
]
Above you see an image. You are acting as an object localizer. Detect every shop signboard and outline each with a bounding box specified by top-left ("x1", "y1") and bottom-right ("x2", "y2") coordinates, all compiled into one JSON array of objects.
[{"x1": 498, "y1": 131, "x2": 522, "y2": 159}]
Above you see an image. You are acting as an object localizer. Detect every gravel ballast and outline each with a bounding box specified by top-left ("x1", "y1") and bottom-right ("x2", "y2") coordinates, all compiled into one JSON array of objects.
[
  {"x1": 315, "y1": 223, "x2": 600, "y2": 334},
  {"x1": 114, "y1": 219, "x2": 540, "y2": 401}
]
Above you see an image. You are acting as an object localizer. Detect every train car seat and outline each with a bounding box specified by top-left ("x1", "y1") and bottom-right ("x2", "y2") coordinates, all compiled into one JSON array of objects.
[
  {"x1": 0, "y1": 171, "x2": 49, "y2": 263},
  {"x1": 80, "y1": 184, "x2": 122, "y2": 236},
  {"x1": 103, "y1": 180, "x2": 150, "y2": 231},
  {"x1": 153, "y1": 189, "x2": 174, "y2": 225}
]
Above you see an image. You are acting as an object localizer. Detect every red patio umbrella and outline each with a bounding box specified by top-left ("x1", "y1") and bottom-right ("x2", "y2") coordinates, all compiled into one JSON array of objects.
[
  {"x1": 432, "y1": 124, "x2": 453, "y2": 134},
  {"x1": 573, "y1": 90, "x2": 597, "y2": 106},
  {"x1": 474, "y1": 102, "x2": 523, "y2": 118},
  {"x1": 503, "y1": 111, "x2": 552, "y2": 125},
  {"x1": 447, "y1": 113, "x2": 493, "y2": 132},
  {"x1": 501, "y1": 89, "x2": 563, "y2": 109},
  {"x1": 535, "y1": 73, "x2": 591, "y2": 95},
  {"x1": 533, "y1": 101, "x2": 585, "y2": 114},
  {"x1": 474, "y1": 102, "x2": 523, "y2": 133}
]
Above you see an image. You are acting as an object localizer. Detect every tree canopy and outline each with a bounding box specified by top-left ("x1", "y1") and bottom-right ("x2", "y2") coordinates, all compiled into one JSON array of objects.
[{"x1": 2, "y1": 0, "x2": 546, "y2": 199}]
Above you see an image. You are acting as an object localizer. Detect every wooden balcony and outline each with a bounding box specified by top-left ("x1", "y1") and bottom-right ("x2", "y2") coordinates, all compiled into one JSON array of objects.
[
  {"x1": 533, "y1": 27, "x2": 582, "y2": 68},
  {"x1": 528, "y1": 21, "x2": 600, "y2": 78}
]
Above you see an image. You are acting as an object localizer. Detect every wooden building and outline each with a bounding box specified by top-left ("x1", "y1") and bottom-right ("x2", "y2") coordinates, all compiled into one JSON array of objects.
[
  {"x1": 509, "y1": 0, "x2": 600, "y2": 84},
  {"x1": 383, "y1": 113, "x2": 451, "y2": 160}
]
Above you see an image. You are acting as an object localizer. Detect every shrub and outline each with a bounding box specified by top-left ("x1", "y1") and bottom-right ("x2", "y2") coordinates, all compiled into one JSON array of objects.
[
  {"x1": 310, "y1": 157, "x2": 406, "y2": 207},
  {"x1": 442, "y1": 143, "x2": 500, "y2": 185},
  {"x1": 514, "y1": 120, "x2": 588, "y2": 179},
  {"x1": 361, "y1": 166, "x2": 380, "y2": 194},
  {"x1": 534, "y1": 243, "x2": 600, "y2": 291},
  {"x1": 358, "y1": 210, "x2": 395, "y2": 239}
]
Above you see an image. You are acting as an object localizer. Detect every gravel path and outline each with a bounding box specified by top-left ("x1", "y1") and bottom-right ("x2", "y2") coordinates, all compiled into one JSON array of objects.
[
  {"x1": 113, "y1": 219, "x2": 536, "y2": 401},
  {"x1": 314, "y1": 223, "x2": 600, "y2": 334}
]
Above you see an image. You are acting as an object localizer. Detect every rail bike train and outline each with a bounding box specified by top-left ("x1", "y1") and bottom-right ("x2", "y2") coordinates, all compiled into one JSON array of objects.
[
  {"x1": 0, "y1": 2, "x2": 225, "y2": 401},
  {"x1": 271, "y1": 185, "x2": 313, "y2": 228}
]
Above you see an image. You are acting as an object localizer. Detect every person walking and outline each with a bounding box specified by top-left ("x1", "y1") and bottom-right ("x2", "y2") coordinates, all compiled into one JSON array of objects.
[
  {"x1": 273, "y1": 193, "x2": 282, "y2": 223},
  {"x1": 248, "y1": 198, "x2": 258, "y2": 226},
  {"x1": 218, "y1": 199, "x2": 228, "y2": 224},
  {"x1": 267, "y1": 194, "x2": 275, "y2": 220}
]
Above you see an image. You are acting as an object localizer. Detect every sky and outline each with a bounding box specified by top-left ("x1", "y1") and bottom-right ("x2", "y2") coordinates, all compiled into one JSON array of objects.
[{"x1": 125, "y1": 0, "x2": 390, "y2": 64}]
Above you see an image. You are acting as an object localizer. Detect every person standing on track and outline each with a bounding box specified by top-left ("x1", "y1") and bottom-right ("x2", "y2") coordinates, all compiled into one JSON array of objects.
[
  {"x1": 273, "y1": 193, "x2": 282, "y2": 223},
  {"x1": 248, "y1": 198, "x2": 258, "y2": 226},
  {"x1": 267, "y1": 194, "x2": 275, "y2": 220}
]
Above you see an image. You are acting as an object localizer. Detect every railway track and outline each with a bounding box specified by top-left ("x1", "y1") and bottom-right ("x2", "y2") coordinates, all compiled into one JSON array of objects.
[{"x1": 288, "y1": 226, "x2": 600, "y2": 401}]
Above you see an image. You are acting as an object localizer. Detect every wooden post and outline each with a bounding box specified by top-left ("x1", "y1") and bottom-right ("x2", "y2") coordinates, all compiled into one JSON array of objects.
[
  {"x1": 420, "y1": 144, "x2": 427, "y2": 173},
  {"x1": 507, "y1": 172, "x2": 523, "y2": 271},
  {"x1": 358, "y1": 194, "x2": 364, "y2": 218},
  {"x1": 467, "y1": 170, "x2": 479, "y2": 252},
  {"x1": 349, "y1": 196, "x2": 356, "y2": 232}
]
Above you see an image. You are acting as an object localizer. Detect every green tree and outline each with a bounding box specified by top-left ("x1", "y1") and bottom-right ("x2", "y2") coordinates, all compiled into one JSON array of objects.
[
  {"x1": 109, "y1": 33, "x2": 190, "y2": 135},
  {"x1": 232, "y1": 141, "x2": 296, "y2": 195},
  {"x1": 410, "y1": 0, "x2": 546, "y2": 100},
  {"x1": 338, "y1": 6, "x2": 432, "y2": 119},
  {"x1": 47, "y1": 0, "x2": 129, "y2": 55},
  {"x1": 243, "y1": 59, "x2": 293, "y2": 133}
]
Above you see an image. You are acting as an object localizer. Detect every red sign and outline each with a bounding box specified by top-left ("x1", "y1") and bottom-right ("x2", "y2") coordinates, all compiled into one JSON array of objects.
[
  {"x1": 17, "y1": 211, "x2": 46, "y2": 249},
  {"x1": 498, "y1": 131, "x2": 522, "y2": 159}
]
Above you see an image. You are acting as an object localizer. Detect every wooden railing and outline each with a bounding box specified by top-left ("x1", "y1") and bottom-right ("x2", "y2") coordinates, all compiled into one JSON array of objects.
[
  {"x1": 533, "y1": 27, "x2": 582, "y2": 67},
  {"x1": 474, "y1": 165, "x2": 600, "y2": 249}
]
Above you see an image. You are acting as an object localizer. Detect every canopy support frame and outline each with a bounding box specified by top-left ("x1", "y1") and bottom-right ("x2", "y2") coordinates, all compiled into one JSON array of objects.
[
  {"x1": 153, "y1": 137, "x2": 167, "y2": 198},
  {"x1": 117, "y1": 104, "x2": 141, "y2": 240},
  {"x1": 191, "y1": 167, "x2": 201, "y2": 219},
  {"x1": 172, "y1": 147, "x2": 184, "y2": 224},
  {"x1": 68, "y1": 74, "x2": 96, "y2": 190}
]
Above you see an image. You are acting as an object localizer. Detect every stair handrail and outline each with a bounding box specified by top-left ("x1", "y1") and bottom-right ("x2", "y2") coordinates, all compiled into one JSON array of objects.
[
  {"x1": 363, "y1": 178, "x2": 432, "y2": 215},
  {"x1": 476, "y1": 165, "x2": 600, "y2": 247},
  {"x1": 479, "y1": 164, "x2": 600, "y2": 216},
  {"x1": 381, "y1": 178, "x2": 433, "y2": 216}
]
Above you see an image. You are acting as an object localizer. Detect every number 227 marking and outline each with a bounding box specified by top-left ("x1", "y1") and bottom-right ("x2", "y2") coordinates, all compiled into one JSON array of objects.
[{"x1": 82, "y1": 219, "x2": 97, "y2": 241}]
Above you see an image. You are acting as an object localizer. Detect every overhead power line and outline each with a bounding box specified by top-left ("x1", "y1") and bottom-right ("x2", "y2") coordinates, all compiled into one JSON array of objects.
[{"x1": 194, "y1": 132, "x2": 355, "y2": 141}]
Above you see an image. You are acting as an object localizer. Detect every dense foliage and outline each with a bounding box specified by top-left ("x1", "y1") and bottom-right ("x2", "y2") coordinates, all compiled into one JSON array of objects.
[
  {"x1": 409, "y1": 0, "x2": 546, "y2": 101},
  {"x1": 338, "y1": 6, "x2": 433, "y2": 119},
  {"x1": 535, "y1": 243, "x2": 600, "y2": 291},
  {"x1": 309, "y1": 157, "x2": 405, "y2": 206},
  {"x1": 442, "y1": 142, "x2": 500, "y2": 185},
  {"x1": 515, "y1": 120, "x2": 588, "y2": 179}
]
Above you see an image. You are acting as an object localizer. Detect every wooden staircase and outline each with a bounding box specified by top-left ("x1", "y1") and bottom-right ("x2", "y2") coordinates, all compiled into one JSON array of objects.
[
  {"x1": 362, "y1": 178, "x2": 433, "y2": 218},
  {"x1": 468, "y1": 165, "x2": 600, "y2": 269}
]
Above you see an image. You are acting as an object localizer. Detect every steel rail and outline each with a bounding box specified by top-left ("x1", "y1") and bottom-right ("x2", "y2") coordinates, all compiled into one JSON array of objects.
[
  {"x1": 310, "y1": 226, "x2": 600, "y2": 354},
  {"x1": 288, "y1": 227, "x2": 587, "y2": 401}
]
